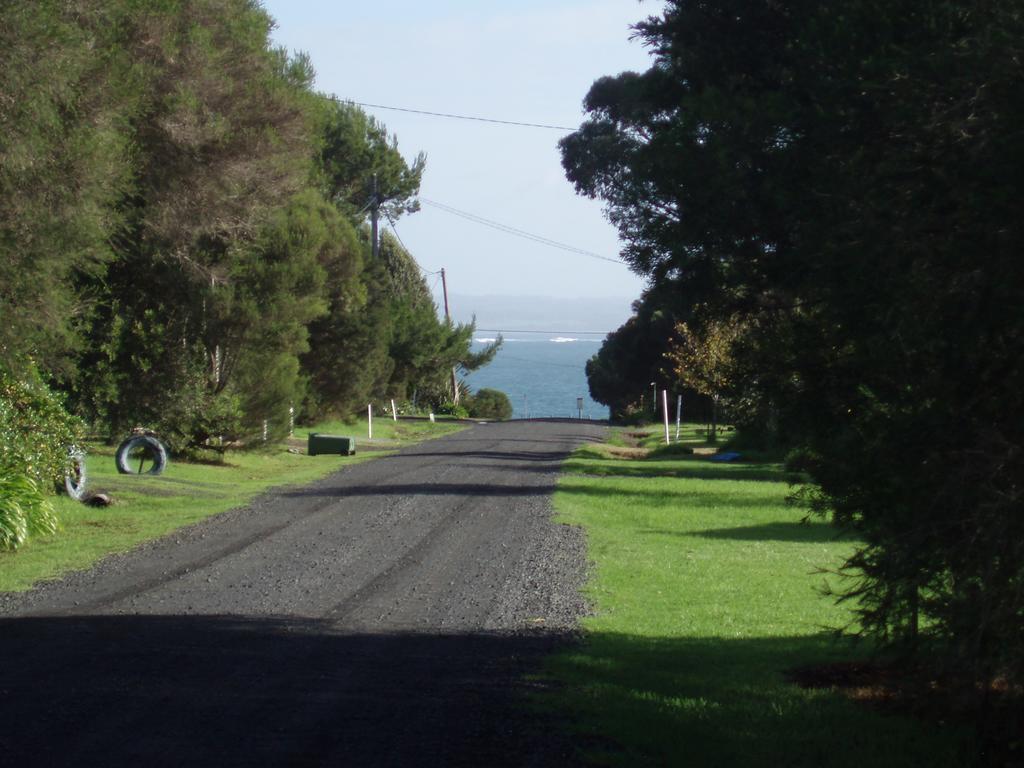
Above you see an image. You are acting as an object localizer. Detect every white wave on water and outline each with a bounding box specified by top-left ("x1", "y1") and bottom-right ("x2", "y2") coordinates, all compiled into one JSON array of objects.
[
  {"x1": 475, "y1": 338, "x2": 537, "y2": 343},
  {"x1": 475, "y1": 336, "x2": 602, "y2": 345},
  {"x1": 465, "y1": 332, "x2": 610, "y2": 419}
]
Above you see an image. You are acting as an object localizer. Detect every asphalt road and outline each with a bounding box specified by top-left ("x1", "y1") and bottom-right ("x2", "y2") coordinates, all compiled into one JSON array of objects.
[{"x1": 0, "y1": 420, "x2": 606, "y2": 767}]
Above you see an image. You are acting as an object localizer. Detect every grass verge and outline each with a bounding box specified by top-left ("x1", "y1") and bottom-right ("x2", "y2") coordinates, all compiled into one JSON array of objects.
[
  {"x1": 294, "y1": 414, "x2": 466, "y2": 445},
  {"x1": 0, "y1": 417, "x2": 464, "y2": 593},
  {"x1": 544, "y1": 424, "x2": 972, "y2": 766}
]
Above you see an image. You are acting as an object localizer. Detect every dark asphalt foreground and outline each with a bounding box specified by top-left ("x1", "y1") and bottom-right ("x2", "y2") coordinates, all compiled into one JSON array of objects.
[{"x1": 0, "y1": 420, "x2": 607, "y2": 767}]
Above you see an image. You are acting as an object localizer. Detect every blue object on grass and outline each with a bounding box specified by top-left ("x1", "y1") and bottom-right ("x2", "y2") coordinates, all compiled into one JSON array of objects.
[{"x1": 710, "y1": 451, "x2": 742, "y2": 462}]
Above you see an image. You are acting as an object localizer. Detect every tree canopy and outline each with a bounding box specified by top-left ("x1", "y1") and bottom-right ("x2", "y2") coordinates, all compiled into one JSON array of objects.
[
  {"x1": 564, "y1": 0, "x2": 1024, "y2": 700},
  {"x1": 1, "y1": 0, "x2": 494, "y2": 456}
]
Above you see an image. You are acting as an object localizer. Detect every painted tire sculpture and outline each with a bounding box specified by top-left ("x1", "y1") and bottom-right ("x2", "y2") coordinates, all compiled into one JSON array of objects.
[
  {"x1": 62, "y1": 446, "x2": 88, "y2": 501},
  {"x1": 115, "y1": 435, "x2": 168, "y2": 476}
]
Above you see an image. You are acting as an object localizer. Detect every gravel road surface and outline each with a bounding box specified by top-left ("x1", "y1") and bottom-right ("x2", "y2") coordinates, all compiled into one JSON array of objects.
[{"x1": 0, "y1": 419, "x2": 606, "y2": 767}]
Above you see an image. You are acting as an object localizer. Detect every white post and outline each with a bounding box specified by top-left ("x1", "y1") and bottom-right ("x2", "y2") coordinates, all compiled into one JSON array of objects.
[
  {"x1": 289, "y1": 405, "x2": 294, "y2": 437},
  {"x1": 262, "y1": 419, "x2": 268, "y2": 442},
  {"x1": 429, "y1": 412, "x2": 435, "y2": 423},
  {"x1": 662, "y1": 389, "x2": 670, "y2": 445},
  {"x1": 368, "y1": 403, "x2": 373, "y2": 440},
  {"x1": 675, "y1": 395, "x2": 682, "y2": 442},
  {"x1": 390, "y1": 399, "x2": 397, "y2": 421}
]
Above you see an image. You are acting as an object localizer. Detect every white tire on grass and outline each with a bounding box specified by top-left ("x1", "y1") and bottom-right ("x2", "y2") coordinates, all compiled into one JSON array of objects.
[{"x1": 62, "y1": 447, "x2": 88, "y2": 501}]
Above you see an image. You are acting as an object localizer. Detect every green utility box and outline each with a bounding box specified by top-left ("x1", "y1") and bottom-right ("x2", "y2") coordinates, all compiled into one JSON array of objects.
[{"x1": 307, "y1": 433, "x2": 356, "y2": 456}]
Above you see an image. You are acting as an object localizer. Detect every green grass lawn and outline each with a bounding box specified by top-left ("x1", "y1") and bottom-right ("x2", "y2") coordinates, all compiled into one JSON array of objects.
[
  {"x1": 0, "y1": 417, "x2": 464, "y2": 593},
  {"x1": 545, "y1": 425, "x2": 972, "y2": 766},
  {"x1": 294, "y1": 413, "x2": 466, "y2": 445}
]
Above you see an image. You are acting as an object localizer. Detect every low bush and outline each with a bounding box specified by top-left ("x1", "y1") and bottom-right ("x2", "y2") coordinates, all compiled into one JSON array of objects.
[
  {"x1": 467, "y1": 388, "x2": 512, "y2": 420},
  {"x1": 435, "y1": 401, "x2": 469, "y2": 419},
  {"x1": 0, "y1": 365, "x2": 81, "y2": 550},
  {"x1": 0, "y1": 366, "x2": 82, "y2": 488}
]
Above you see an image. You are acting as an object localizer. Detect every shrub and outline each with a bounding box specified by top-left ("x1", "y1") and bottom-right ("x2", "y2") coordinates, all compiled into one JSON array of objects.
[
  {"x1": 0, "y1": 365, "x2": 82, "y2": 488},
  {"x1": 0, "y1": 365, "x2": 80, "y2": 550},
  {"x1": 152, "y1": 377, "x2": 245, "y2": 455},
  {"x1": 467, "y1": 388, "x2": 512, "y2": 420},
  {"x1": 435, "y1": 401, "x2": 469, "y2": 419}
]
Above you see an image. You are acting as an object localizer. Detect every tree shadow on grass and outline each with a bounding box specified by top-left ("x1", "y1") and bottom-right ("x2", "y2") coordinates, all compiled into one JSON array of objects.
[
  {"x1": 540, "y1": 632, "x2": 975, "y2": 768},
  {"x1": 564, "y1": 459, "x2": 792, "y2": 484},
  {"x1": 0, "y1": 614, "x2": 576, "y2": 768},
  {"x1": 686, "y1": 521, "x2": 859, "y2": 543},
  {"x1": 557, "y1": 484, "x2": 792, "y2": 509}
]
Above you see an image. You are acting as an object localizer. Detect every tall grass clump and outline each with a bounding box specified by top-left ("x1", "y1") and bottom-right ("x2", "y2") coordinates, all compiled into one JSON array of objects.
[{"x1": 0, "y1": 475, "x2": 57, "y2": 550}]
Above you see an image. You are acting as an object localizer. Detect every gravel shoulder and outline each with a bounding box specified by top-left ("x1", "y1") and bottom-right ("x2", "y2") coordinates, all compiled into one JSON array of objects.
[{"x1": 0, "y1": 420, "x2": 606, "y2": 766}]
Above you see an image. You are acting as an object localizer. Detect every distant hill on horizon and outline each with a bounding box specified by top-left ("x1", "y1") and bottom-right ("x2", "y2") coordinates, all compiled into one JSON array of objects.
[{"x1": 445, "y1": 294, "x2": 635, "y2": 337}]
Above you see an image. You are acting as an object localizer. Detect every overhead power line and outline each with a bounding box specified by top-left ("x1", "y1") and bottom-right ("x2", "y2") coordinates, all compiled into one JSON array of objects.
[
  {"x1": 383, "y1": 211, "x2": 439, "y2": 275},
  {"x1": 341, "y1": 99, "x2": 577, "y2": 132},
  {"x1": 420, "y1": 199, "x2": 625, "y2": 265}
]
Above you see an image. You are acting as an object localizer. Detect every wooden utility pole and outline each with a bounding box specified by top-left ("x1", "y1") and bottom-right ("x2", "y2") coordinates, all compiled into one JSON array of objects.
[
  {"x1": 440, "y1": 268, "x2": 460, "y2": 405},
  {"x1": 440, "y1": 267, "x2": 451, "y2": 319},
  {"x1": 370, "y1": 174, "x2": 380, "y2": 260}
]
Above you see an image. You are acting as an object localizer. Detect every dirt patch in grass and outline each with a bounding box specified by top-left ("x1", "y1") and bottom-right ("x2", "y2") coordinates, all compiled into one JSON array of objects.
[
  {"x1": 95, "y1": 485, "x2": 191, "y2": 498},
  {"x1": 787, "y1": 661, "x2": 926, "y2": 706},
  {"x1": 95, "y1": 479, "x2": 223, "y2": 498},
  {"x1": 621, "y1": 431, "x2": 647, "y2": 447},
  {"x1": 605, "y1": 445, "x2": 647, "y2": 459}
]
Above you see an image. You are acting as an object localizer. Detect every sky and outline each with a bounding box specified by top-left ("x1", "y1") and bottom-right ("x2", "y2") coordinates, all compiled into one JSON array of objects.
[{"x1": 262, "y1": 0, "x2": 657, "y2": 313}]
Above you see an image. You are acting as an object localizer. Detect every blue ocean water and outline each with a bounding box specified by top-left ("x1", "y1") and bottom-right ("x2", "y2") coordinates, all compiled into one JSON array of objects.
[{"x1": 464, "y1": 334, "x2": 608, "y2": 420}]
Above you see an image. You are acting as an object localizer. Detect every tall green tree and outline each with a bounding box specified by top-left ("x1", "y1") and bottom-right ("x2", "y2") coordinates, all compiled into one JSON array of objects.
[
  {"x1": 0, "y1": 1, "x2": 138, "y2": 377},
  {"x1": 69, "y1": 0, "x2": 324, "y2": 448},
  {"x1": 302, "y1": 99, "x2": 494, "y2": 418},
  {"x1": 0, "y1": 0, "x2": 497, "y2": 457},
  {"x1": 564, "y1": 0, "x2": 1024, "y2": 700},
  {"x1": 583, "y1": 282, "x2": 706, "y2": 421},
  {"x1": 316, "y1": 99, "x2": 425, "y2": 220},
  {"x1": 302, "y1": 231, "x2": 497, "y2": 417}
]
